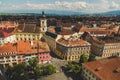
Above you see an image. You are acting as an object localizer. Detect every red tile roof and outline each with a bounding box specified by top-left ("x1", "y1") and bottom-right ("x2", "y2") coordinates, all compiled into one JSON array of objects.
[
  {"x1": 60, "y1": 30, "x2": 75, "y2": 35},
  {"x1": 100, "y1": 24, "x2": 111, "y2": 28},
  {"x1": 0, "y1": 40, "x2": 50, "y2": 56},
  {"x1": 0, "y1": 21, "x2": 16, "y2": 28},
  {"x1": 83, "y1": 58, "x2": 120, "y2": 80},
  {"x1": 80, "y1": 27, "x2": 112, "y2": 35},
  {"x1": 17, "y1": 40, "x2": 50, "y2": 55},
  {"x1": 48, "y1": 27, "x2": 56, "y2": 33},
  {"x1": 58, "y1": 38, "x2": 90, "y2": 47},
  {"x1": 0, "y1": 43, "x2": 17, "y2": 56},
  {"x1": 0, "y1": 43, "x2": 16, "y2": 52},
  {"x1": 57, "y1": 22, "x2": 72, "y2": 27},
  {"x1": 73, "y1": 24, "x2": 83, "y2": 31},
  {"x1": 17, "y1": 40, "x2": 34, "y2": 55},
  {"x1": 0, "y1": 28, "x2": 14, "y2": 38},
  {"x1": 57, "y1": 22, "x2": 84, "y2": 30}
]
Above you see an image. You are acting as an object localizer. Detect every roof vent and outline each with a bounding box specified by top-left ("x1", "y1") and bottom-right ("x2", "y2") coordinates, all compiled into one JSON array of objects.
[{"x1": 95, "y1": 67, "x2": 101, "y2": 71}]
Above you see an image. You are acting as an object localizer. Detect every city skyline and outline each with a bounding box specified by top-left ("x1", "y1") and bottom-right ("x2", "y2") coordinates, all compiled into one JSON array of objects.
[{"x1": 0, "y1": 0, "x2": 120, "y2": 13}]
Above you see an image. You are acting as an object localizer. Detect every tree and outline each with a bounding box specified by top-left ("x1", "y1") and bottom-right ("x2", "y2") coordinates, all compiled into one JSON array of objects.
[
  {"x1": 66, "y1": 62, "x2": 81, "y2": 74},
  {"x1": 5, "y1": 66, "x2": 13, "y2": 80},
  {"x1": 46, "y1": 64, "x2": 56, "y2": 75},
  {"x1": 5, "y1": 64, "x2": 28, "y2": 80},
  {"x1": 28, "y1": 58, "x2": 41, "y2": 80},
  {"x1": 88, "y1": 54, "x2": 96, "y2": 62},
  {"x1": 79, "y1": 54, "x2": 88, "y2": 63},
  {"x1": 41, "y1": 64, "x2": 56, "y2": 75},
  {"x1": 73, "y1": 64, "x2": 81, "y2": 74},
  {"x1": 66, "y1": 61, "x2": 74, "y2": 72}
]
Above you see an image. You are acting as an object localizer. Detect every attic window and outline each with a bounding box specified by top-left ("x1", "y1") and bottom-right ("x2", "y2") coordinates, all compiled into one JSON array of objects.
[{"x1": 114, "y1": 68, "x2": 120, "y2": 73}]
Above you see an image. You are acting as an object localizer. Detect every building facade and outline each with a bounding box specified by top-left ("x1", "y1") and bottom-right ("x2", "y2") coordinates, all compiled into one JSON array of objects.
[
  {"x1": 44, "y1": 29, "x2": 83, "y2": 53},
  {"x1": 0, "y1": 33, "x2": 43, "y2": 45},
  {"x1": 91, "y1": 36, "x2": 120, "y2": 58},
  {"x1": 15, "y1": 33, "x2": 42, "y2": 41},
  {"x1": 38, "y1": 52, "x2": 51, "y2": 64},
  {"x1": 0, "y1": 40, "x2": 50, "y2": 67},
  {"x1": 56, "y1": 38, "x2": 91, "y2": 61},
  {"x1": 0, "y1": 35, "x2": 16, "y2": 45}
]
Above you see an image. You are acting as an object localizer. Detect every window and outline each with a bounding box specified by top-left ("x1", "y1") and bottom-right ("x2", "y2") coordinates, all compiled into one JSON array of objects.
[
  {"x1": 6, "y1": 60, "x2": 10, "y2": 62},
  {"x1": 42, "y1": 21, "x2": 44, "y2": 24},
  {"x1": 0, "y1": 57, "x2": 3, "y2": 59},
  {"x1": 89, "y1": 72, "x2": 91, "y2": 75},
  {"x1": 86, "y1": 69, "x2": 88, "y2": 72}
]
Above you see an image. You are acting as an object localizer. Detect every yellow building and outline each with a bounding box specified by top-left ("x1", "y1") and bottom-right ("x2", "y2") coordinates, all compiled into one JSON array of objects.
[
  {"x1": 15, "y1": 33, "x2": 42, "y2": 41},
  {"x1": 56, "y1": 37, "x2": 91, "y2": 61}
]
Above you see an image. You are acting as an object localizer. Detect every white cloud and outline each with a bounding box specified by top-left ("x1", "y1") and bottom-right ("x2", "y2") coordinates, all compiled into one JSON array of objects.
[
  {"x1": 0, "y1": 0, "x2": 120, "y2": 13},
  {"x1": 25, "y1": 1, "x2": 88, "y2": 12},
  {"x1": 0, "y1": 1, "x2": 2, "y2": 5},
  {"x1": 110, "y1": 1, "x2": 120, "y2": 9},
  {"x1": 85, "y1": 0, "x2": 110, "y2": 13}
]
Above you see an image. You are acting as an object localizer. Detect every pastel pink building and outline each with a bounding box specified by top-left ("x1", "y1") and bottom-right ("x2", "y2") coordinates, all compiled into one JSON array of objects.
[
  {"x1": 36, "y1": 41, "x2": 51, "y2": 64},
  {"x1": 38, "y1": 52, "x2": 51, "y2": 64}
]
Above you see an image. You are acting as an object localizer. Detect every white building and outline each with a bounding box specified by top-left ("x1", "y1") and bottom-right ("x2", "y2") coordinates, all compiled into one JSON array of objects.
[{"x1": 0, "y1": 35, "x2": 16, "y2": 45}]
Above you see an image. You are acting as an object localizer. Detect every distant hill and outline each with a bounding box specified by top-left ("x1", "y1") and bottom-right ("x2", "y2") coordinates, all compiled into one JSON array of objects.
[
  {"x1": 44, "y1": 10, "x2": 87, "y2": 15},
  {"x1": 0, "y1": 10, "x2": 120, "y2": 16},
  {"x1": 100, "y1": 10, "x2": 120, "y2": 16},
  {"x1": 0, "y1": 10, "x2": 87, "y2": 16},
  {"x1": 48, "y1": 10, "x2": 120, "y2": 16}
]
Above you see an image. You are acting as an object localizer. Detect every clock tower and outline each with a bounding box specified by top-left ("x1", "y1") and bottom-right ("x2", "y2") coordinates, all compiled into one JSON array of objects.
[{"x1": 40, "y1": 11, "x2": 47, "y2": 33}]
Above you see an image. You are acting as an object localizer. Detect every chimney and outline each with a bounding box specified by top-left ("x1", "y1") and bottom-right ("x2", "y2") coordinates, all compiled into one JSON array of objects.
[{"x1": 31, "y1": 41, "x2": 33, "y2": 46}]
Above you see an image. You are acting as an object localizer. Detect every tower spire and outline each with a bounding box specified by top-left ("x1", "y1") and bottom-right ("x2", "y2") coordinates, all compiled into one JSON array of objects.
[{"x1": 42, "y1": 10, "x2": 46, "y2": 18}]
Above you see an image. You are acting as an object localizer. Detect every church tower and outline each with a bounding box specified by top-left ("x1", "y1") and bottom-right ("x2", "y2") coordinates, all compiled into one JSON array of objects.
[{"x1": 40, "y1": 11, "x2": 47, "y2": 33}]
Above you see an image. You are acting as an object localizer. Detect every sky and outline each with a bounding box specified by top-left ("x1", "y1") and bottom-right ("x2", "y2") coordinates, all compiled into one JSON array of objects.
[{"x1": 0, "y1": 0, "x2": 120, "y2": 13}]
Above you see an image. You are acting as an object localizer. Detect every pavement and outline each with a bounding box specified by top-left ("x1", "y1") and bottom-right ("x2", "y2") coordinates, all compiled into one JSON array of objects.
[
  {"x1": 38, "y1": 72, "x2": 69, "y2": 80},
  {"x1": 50, "y1": 57, "x2": 68, "y2": 72},
  {"x1": 38, "y1": 57, "x2": 70, "y2": 80}
]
